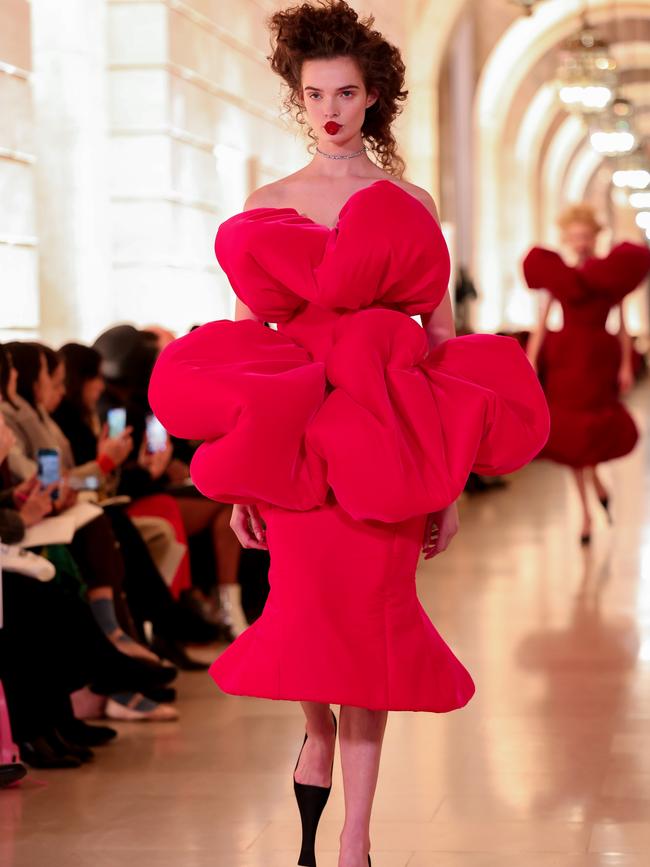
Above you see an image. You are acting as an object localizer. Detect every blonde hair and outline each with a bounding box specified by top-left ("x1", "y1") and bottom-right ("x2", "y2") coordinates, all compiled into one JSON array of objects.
[{"x1": 557, "y1": 203, "x2": 602, "y2": 235}]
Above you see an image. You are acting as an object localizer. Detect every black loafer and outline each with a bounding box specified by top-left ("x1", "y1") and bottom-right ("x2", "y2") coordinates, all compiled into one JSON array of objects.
[
  {"x1": 0, "y1": 763, "x2": 27, "y2": 788},
  {"x1": 57, "y1": 719, "x2": 117, "y2": 747},
  {"x1": 20, "y1": 737, "x2": 82, "y2": 769}
]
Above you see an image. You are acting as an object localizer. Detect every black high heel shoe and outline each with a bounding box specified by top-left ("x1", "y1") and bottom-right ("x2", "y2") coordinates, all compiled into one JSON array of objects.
[{"x1": 293, "y1": 710, "x2": 337, "y2": 867}]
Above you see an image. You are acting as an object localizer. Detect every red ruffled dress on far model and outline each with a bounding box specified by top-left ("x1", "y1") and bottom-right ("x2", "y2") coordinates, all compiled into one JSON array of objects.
[
  {"x1": 150, "y1": 180, "x2": 549, "y2": 712},
  {"x1": 523, "y1": 243, "x2": 650, "y2": 468}
]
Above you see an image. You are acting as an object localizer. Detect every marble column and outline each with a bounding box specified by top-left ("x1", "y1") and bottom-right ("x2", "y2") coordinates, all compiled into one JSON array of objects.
[
  {"x1": 0, "y1": 0, "x2": 38, "y2": 340},
  {"x1": 449, "y1": 8, "x2": 475, "y2": 271},
  {"x1": 31, "y1": 0, "x2": 112, "y2": 345}
]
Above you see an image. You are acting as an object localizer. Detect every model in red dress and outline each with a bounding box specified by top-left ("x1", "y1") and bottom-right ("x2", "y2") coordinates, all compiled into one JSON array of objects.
[
  {"x1": 149, "y1": 4, "x2": 549, "y2": 866},
  {"x1": 524, "y1": 203, "x2": 650, "y2": 545}
]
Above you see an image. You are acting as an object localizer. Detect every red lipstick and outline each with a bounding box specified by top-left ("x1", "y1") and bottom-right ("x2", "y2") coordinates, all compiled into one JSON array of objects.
[{"x1": 324, "y1": 121, "x2": 342, "y2": 135}]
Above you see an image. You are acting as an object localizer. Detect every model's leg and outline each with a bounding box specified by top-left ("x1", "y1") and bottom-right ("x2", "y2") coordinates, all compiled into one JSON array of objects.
[
  {"x1": 338, "y1": 705, "x2": 387, "y2": 867},
  {"x1": 572, "y1": 467, "x2": 591, "y2": 542},
  {"x1": 590, "y1": 464, "x2": 613, "y2": 524},
  {"x1": 292, "y1": 702, "x2": 337, "y2": 866},
  {"x1": 588, "y1": 464, "x2": 612, "y2": 514},
  {"x1": 294, "y1": 701, "x2": 336, "y2": 785}
]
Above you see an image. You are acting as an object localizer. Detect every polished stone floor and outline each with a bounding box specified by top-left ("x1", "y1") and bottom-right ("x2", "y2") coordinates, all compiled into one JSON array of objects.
[{"x1": 3, "y1": 386, "x2": 650, "y2": 867}]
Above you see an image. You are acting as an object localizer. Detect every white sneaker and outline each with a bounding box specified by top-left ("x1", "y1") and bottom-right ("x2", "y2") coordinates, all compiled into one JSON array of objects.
[
  {"x1": 218, "y1": 583, "x2": 249, "y2": 640},
  {"x1": 0, "y1": 544, "x2": 56, "y2": 582}
]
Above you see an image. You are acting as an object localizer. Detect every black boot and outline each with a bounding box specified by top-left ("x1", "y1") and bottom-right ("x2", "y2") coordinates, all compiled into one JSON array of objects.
[{"x1": 294, "y1": 711, "x2": 337, "y2": 867}]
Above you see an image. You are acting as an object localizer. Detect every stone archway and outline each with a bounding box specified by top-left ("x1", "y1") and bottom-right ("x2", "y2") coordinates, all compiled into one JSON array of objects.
[
  {"x1": 402, "y1": 0, "x2": 470, "y2": 198},
  {"x1": 473, "y1": 0, "x2": 650, "y2": 329}
]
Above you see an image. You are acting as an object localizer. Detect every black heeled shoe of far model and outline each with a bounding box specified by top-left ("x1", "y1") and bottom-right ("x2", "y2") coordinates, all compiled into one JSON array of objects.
[{"x1": 293, "y1": 710, "x2": 338, "y2": 867}]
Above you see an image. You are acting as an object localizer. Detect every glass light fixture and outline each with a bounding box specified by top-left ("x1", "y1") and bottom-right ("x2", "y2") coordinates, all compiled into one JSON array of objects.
[
  {"x1": 635, "y1": 211, "x2": 650, "y2": 230},
  {"x1": 557, "y1": 21, "x2": 617, "y2": 114},
  {"x1": 629, "y1": 192, "x2": 650, "y2": 209},
  {"x1": 589, "y1": 98, "x2": 637, "y2": 156},
  {"x1": 612, "y1": 146, "x2": 650, "y2": 191}
]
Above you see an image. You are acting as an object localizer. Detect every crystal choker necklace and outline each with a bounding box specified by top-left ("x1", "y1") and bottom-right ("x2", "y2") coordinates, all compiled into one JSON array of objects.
[{"x1": 316, "y1": 146, "x2": 367, "y2": 160}]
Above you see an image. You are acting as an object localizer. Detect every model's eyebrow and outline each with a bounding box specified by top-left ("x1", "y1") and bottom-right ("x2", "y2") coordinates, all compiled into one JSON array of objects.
[{"x1": 303, "y1": 85, "x2": 360, "y2": 92}]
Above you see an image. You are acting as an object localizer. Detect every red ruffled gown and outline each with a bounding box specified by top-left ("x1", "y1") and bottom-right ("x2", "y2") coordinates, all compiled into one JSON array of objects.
[
  {"x1": 150, "y1": 181, "x2": 549, "y2": 712},
  {"x1": 523, "y1": 243, "x2": 650, "y2": 468}
]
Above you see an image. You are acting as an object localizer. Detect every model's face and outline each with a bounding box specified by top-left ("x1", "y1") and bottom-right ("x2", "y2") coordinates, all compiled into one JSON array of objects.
[
  {"x1": 300, "y1": 56, "x2": 377, "y2": 146},
  {"x1": 562, "y1": 221, "x2": 598, "y2": 261},
  {"x1": 82, "y1": 375, "x2": 105, "y2": 410},
  {"x1": 44, "y1": 361, "x2": 66, "y2": 413}
]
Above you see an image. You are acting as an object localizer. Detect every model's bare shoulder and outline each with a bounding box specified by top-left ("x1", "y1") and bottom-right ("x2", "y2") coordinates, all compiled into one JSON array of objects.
[
  {"x1": 397, "y1": 179, "x2": 440, "y2": 224},
  {"x1": 243, "y1": 171, "x2": 309, "y2": 212},
  {"x1": 243, "y1": 181, "x2": 286, "y2": 212}
]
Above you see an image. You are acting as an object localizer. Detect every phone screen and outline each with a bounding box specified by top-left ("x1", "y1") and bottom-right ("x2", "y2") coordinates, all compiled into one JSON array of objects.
[
  {"x1": 107, "y1": 407, "x2": 127, "y2": 438},
  {"x1": 146, "y1": 414, "x2": 168, "y2": 453},
  {"x1": 37, "y1": 449, "x2": 60, "y2": 498}
]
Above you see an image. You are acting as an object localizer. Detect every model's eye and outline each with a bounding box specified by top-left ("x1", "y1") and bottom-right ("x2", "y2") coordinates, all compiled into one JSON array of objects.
[
  {"x1": 341, "y1": 90, "x2": 354, "y2": 97},
  {"x1": 308, "y1": 92, "x2": 321, "y2": 100}
]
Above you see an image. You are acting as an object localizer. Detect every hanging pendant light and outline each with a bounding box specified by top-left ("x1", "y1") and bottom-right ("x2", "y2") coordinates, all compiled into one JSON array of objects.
[
  {"x1": 590, "y1": 98, "x2": 637, "y2": 156},
  {"x1": 629, "y1": 191, "x2": 650, "y2": 209},
  {"x1": 557, "y1": 20, "x2": 617, "y2": 114},
  {"x1": 612, "y1": 145, "x2": 650, "y2": 191}
]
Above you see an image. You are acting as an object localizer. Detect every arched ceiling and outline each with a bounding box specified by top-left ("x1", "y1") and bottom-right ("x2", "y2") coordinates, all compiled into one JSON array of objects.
[{"x1": 471, "y1": 0, "x2": 650, "y2": 328}]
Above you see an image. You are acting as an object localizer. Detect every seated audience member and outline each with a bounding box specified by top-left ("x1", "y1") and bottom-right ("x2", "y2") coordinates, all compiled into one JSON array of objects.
[
  {"x1": 0, "y1": 418, "x2": 179, "y2": 765},
  {"x1": 0, "y1": 342, "x2": 186, "y2": 719},
  {"x1": 95, "y1": 325, "x2": 247, "y2": 640}
]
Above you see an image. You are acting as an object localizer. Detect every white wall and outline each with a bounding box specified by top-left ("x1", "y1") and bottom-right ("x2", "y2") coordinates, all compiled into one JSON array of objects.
[{"x1": 3, "y1": 0, "x2": 407, "y2": 343}]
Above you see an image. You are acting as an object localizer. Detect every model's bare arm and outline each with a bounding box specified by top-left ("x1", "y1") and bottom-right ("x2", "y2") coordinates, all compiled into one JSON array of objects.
[
  {"x1": 527, "y1": 290, "x2": 552, "y2": 370},
  {"x1": 230, "y1": 194, "x2": 268, "y2": 548},
  {"x1": 417, "y1": 190, "x2": 459, "y2": 559}
]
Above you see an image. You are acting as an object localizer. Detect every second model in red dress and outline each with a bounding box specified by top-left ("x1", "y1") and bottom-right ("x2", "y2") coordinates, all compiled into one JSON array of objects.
[
  {"x1": 150, "y1": 181, "x2": 549, "y2": 713},
  {"x1": 523, "y1": 243, "x2": 650, "y2": 468}
]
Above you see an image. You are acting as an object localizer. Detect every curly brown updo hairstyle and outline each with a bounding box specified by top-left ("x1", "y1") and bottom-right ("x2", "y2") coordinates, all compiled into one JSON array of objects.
[
  {"x1": 269, "y1": 0, "x2": 408, "y2": 177},
  {"x1": 557, "y1": 203, "x2": 603, "y2": 235}
]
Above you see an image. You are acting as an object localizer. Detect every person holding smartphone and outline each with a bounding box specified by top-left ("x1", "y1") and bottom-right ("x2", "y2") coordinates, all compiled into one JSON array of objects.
[
  {"x1": 0, "y1": 342, "x2": 184, "y2": 720},
  {"x1": 93, "y1": 325, "x2": 248, "y2": 640}
]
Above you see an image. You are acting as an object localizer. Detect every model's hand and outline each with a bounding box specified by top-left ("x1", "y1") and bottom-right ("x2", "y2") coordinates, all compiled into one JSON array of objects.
[
  {"x1": 422, "y1": 501, "x2": 459, "y2": 559},
  {"x1": 230, "y1": 503, "x2": 268, "y2": 550},
  {"x1": 618, "y1": 361, "x2": 634, "y2": 395}
]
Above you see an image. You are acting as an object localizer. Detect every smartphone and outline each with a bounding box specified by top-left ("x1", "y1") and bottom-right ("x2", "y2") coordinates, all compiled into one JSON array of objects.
[
  {"x1": 145, "y1": 414, "x2": 168, "y2": 454},
  {"x1": 107, "y1": 407, "x2": 127, "y2": 438},
  {"x1": 37, "y1": 448, "x2": 60, "y2": 499}
]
